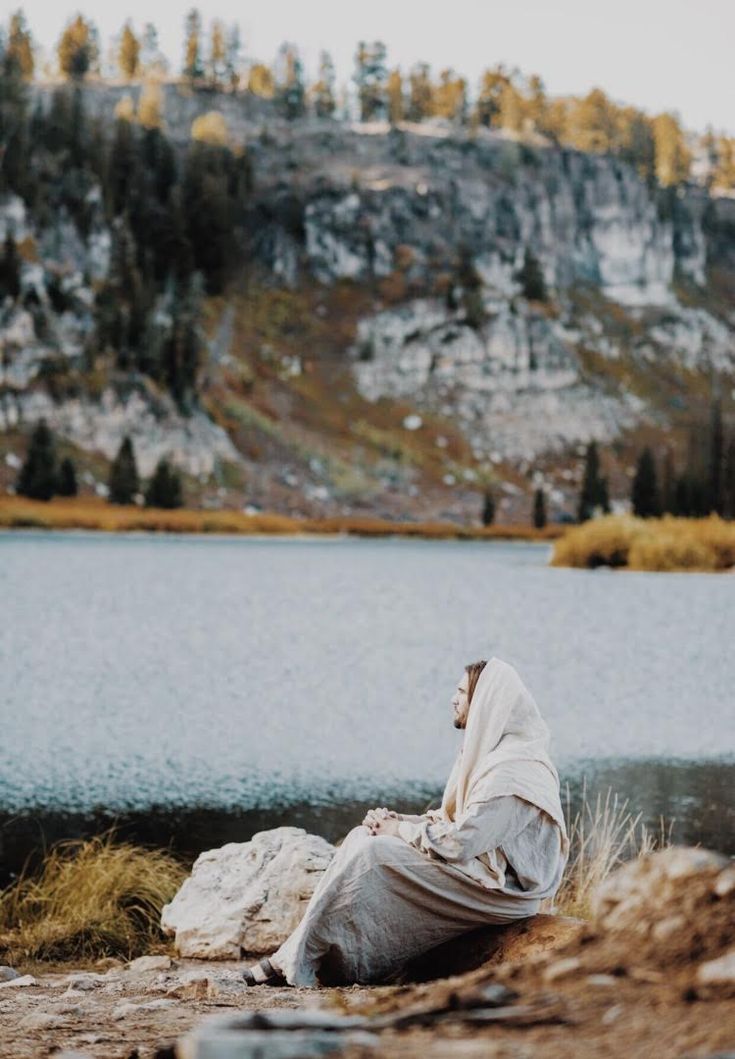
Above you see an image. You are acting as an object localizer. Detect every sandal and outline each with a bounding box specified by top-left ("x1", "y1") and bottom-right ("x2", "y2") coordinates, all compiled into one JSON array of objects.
[{"x1": 241, "y1": 956, "x2": 288, "y2": 987}]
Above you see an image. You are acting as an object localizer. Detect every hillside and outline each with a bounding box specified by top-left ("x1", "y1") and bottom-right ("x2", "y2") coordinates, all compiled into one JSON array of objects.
[{"x1": 2, "y1": 80, "x2": 734, "y2": 523}]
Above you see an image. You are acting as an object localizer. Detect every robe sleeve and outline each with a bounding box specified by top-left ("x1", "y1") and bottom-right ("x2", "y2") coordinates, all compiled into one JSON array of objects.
[{"x1": 397, "y1": 794, "x2": 536, "y2": 863}]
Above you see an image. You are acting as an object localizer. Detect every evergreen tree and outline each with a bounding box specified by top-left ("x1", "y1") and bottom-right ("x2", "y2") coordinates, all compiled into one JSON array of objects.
[
  {"x1": 57, "y1": 14, "x2": 99, "y2": 80},
  {"x1": 140, "y1": 22, "x2": 161, "y2": 74},
  {"x1": 108, "y1": 436, "x2": 140, "y2": 504},
  {"x1": 354, "y1": 40, "x2": 387, "y2": 121},
  {"x1": 723, "y1": 439, "x2": 735, "y2": 521},
  {"x1": 707, "y1": 397, "x2": 724, "y2": 515},
  {"x1": 0, "y1": 232, "x2": 21, "y2": 299},
  {"x1": 533, "y1": 487, "x2": 547, "y2": 529},
  {"x1": 223, "y1": 23, "x2": 241, "y2": 90},
  {"x1": 145, "y1": 457, "x2": 183, "y2": 508},
  {"x1": 661, "y1": 447, "x2": 677, "y2": 514},
  {"x1": 183, "y1": 8, "x2": 204, "y2": 83},
  {"x1": 207, "y1": 19, "x2": 227, "y2": 88},
  {"x1": 118, "y1": 21, "x2": 140, "y2": 80},
  {"x1": 16, "y1": 419, "x2": 58, "y2": 501},
  {"x1": 631, "y1": 447, "x2": 661, "y2": 517},
  {"x1": 312, "y1": 51, "x2": 336, "y2": 118},
  {"x1": 577, "y1": 441, "x2": 609, "y2": 522},
  {"x1": 481, "y1": 488, "x2": 495, "y2": 526},
  {"x1": 517, "y1": 248, "x2": 547, "y2": 301},
  {"x1": 57, "y1": 456, "x2": 78, "y2": 496},
  {"x1": 276, "y1": 43, "x2": 306, "y2": 120},
  {"x1": 452, "y1": 245, "x2": 485, "y2": 329}
]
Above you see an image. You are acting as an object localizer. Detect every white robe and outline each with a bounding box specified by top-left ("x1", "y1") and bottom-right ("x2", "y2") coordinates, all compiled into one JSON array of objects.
[{"x1": 272, "y1": 658, "x2": 569, "y2": 986}]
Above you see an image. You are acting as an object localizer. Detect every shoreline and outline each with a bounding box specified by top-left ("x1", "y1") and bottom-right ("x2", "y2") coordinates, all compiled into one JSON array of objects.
[{"x1": 0, "y1": 496, "x2": 562, "y2": 542}]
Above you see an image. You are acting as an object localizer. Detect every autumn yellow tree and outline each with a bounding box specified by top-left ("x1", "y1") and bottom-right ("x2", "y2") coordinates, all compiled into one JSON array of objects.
[
  {"x1": 57, "y1": 14, "x2": 99, "y2": 80},
  {"x1": 652, "y1": 112, "x2": 691, "y2": 186},
  {"x1": 407, "y1": 62, "x2": 433, "y2": 122},
  {"x1": 118, "y1": 21, "x2": 140, "y2": 80},
  {"x1": 475, "y1": 66, "x2": 510, "y2": 127},
  {"x1": 248, "y1": 63, "x2": 274, "y2": 98},
  {"x1": 433, "y1": 69, "x2": 466, "y2": 123},
  {"x1": 565, "y1": 88, "x2": 617, "y2": 153},
  {"x1": 138, "y1": 80, "x2": 163, "y2": 129},
  {"x1": 499, "y1": 82, "x2": 524, "y2": 133},
  {"x1": 387, "y1": 68, "x2": 403, "y2": 125},
  {"x1": 7, "y1": 10, "x2": 34, "y2": 79}
]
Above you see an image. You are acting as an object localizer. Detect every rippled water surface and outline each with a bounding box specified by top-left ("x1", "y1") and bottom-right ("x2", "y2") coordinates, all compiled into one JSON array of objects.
[{"x1": 1, "y1": 531, "x2": 733, "y2": 863}]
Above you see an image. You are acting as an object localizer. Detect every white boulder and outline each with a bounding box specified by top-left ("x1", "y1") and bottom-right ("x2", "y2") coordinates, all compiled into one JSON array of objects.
[{"x1": 161, "y1": 827, "x2": 335, "y2": 959}]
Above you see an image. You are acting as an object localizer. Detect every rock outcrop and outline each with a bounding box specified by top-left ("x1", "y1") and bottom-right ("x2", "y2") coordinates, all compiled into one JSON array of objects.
[{"x1": 161, "y1": 827, "x2": 335, "y2": 959}]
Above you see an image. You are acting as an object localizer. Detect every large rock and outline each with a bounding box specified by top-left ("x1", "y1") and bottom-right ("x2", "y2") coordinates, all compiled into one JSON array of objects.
[
  {"x1": 591, "y1": 847, "x2": 729, "y2": 934},
  {"x1": 161, "y1": 827, "x2": 335, "y2": 959},
  {"x1": 399, "y1": 914, "x2": 583, "y2": 983}
]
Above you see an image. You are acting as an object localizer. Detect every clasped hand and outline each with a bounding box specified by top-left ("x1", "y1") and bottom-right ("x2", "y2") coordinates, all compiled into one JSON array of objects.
[{"x1": 361, "y1": 806, "x2": 401, "y2": 837}]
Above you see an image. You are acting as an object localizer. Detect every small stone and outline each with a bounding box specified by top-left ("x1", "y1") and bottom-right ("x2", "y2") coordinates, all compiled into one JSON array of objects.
[
  {"x1": 601, "y1": 1004, "x2": 624, "y2": 1025},
  {"x1": 113, "y1": 998, "x2": 175, "y2": 1019},
  {"x1": 543, "y1": 956, "x2": 582, "y2": 982},
  {"x1": 714, "y1": 866, "x2": 735, "y2": 898},
  {"x1": 66, "y1": 972, "x2": 106, "y2": 991},
  {"x1": 0, "y1": 974, "x2": 37, "y2": 989},
  {"x1": 652, "y1": 915, "x2": 686, "y2": 942},
  {"x1": 586, "y1": 974, "x2": 619, "y2": 987},
  {"x1": 166, "y1": 973, "x2": 218, "y2": 1000},
  {"x1": 0, "y1": 966, "x2": 19, "y2": 982},
  {"x1": 127, "y1": 954, "x2": 173, "y2": 973},
  {"x1": 696, "y1": 950, "x2": 735, "y2": 991},
  {"x1": 18, "y1": 1011, "x2": 67, "y2": 1030}
]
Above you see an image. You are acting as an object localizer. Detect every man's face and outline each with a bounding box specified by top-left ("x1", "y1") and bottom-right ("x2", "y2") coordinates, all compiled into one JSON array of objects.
[{"x1": 452, "y1": 672, "x2": 470, "y2": 729}]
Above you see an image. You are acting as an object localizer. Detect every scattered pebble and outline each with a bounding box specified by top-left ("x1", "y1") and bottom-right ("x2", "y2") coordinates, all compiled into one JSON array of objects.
[
  {"x1": 126, "y1": 954, "x2": 173, "y2": 973},
  {"x1": 543, "y1": 957, "x2": 582, "y2": 982},
  {"x1": 0, "y1": 974, "x2": 37, "y2": 989}
]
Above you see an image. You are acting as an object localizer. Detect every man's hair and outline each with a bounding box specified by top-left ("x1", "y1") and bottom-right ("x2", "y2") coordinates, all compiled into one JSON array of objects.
[{"x1": 465, "y1": 660, "x2": 488, "y2": 704}]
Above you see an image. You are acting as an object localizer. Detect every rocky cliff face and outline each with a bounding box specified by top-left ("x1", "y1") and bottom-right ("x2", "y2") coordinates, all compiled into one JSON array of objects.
[{"x1": 2, "y1": 88, "x2": 734, "y2": 517}]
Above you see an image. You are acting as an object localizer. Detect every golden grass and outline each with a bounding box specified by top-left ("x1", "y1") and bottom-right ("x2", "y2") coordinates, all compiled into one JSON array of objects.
[
  {"x1": 0, "y1": 833, "x2": 186, "y2": 964},
  {"x1": 551, "y1": 514, "x2": 735, "y2": 572},
  {"x1": 555, "y1": 787, "x2": 671, "y2": 919},
  {"x1": 0, "y1": 495, "x2": 563, "y2": 542}
]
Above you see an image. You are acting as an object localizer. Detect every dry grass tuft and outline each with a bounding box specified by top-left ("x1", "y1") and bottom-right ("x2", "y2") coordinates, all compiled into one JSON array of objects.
[
  {"x1": 0, "y1": 495, "x2": 562, "y2": 542},
  {"x1": 0, "y1": 833, "x2": 186, "y2": 964},
  {"x1": 551, "y1": 514, "x2": 735, "y2": 573},
  {"x1": 555, "y1": 786, "x2": 670, "y2": 919}
]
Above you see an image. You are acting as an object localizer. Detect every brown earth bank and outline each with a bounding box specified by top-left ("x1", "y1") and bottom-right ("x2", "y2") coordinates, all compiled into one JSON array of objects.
[{"x1": 1, "y1": 849, "x2": 733, "y2": 1059}]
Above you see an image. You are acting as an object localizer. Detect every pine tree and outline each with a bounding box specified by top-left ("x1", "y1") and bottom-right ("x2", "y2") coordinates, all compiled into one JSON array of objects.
[
  {"x1": 276, "y1": 43, "x2": 305, "y2": 120},
  {"x1": 207, "y1": 19, "x2": 226, "y2": 88},
  {"x1": 140, "y1": 22, "x2": 161, "y2": 74},
  {"x1": 661, "y1": 447, "x2": 677, "y2": 514},
  {"x1": 118, "y1": 21, "x2": 140, "y2": 80},
  {"x1": 145, "y1": 458, "x2": 183, "y2": 508},
  {"x1": 533, "y1": 487, "x2": 547, "y2": 529},
  {"x1": 108, "y1": 436, "x2": 140, "y2": 504},
  {"x1": 723, "y1": 438, "x2": 735, "y2": 520},
  {"x1": 354, "y1": 40, "x2": 387, "y2": 122},
  {"x1": 312, "y1": 51, "x2": 336, "y2": 119},
  {"x1": 707, "y1": 398, "x2": 724, "y2": 515},
  {"x1": 183, "y1": 8, "x2": 204, "y2": 83},
  {"x1": 631, "y1": 447, "x2": 661, "y2": 518},
  {"x1": 0, "y1": 232, "x2": 21, "y2": 299},
  {"x1": 577, "y1": 441, "x2": 609, "y2": 522},
  {"x1": 481, "y1": 489, "x2": 496, "y2": 526},
  {"x1": 57, "y1": 14, "x2": 99, "y2": 80},
  {"x1": 16, "y1": 419, "x2": 58, "y2": 501},
  {"x1": 224, "y1": 24, "x2": 241, "y2": 90},
  {"x1": 57, "y1": 456, "x2": 78, "y2": 496},
  {"x1": 517, "y1": 248, "x2": 547, "y2": 301}
]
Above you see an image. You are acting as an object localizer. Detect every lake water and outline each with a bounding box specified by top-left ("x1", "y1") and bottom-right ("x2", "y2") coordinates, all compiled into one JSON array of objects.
[{"x1": 1, "y1": 531, "x2": 733, "y2": 878}]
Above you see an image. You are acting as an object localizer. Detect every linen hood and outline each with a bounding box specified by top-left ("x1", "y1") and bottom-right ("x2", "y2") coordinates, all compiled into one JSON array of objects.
[{"x1": 440, "y1": 657, "x2": 567, "y2": 837}]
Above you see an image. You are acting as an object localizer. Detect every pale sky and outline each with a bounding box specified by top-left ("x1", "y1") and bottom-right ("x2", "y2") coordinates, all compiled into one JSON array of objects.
[{"x1": 5, "y1": 0, "x2": 735, "y2": 134}]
